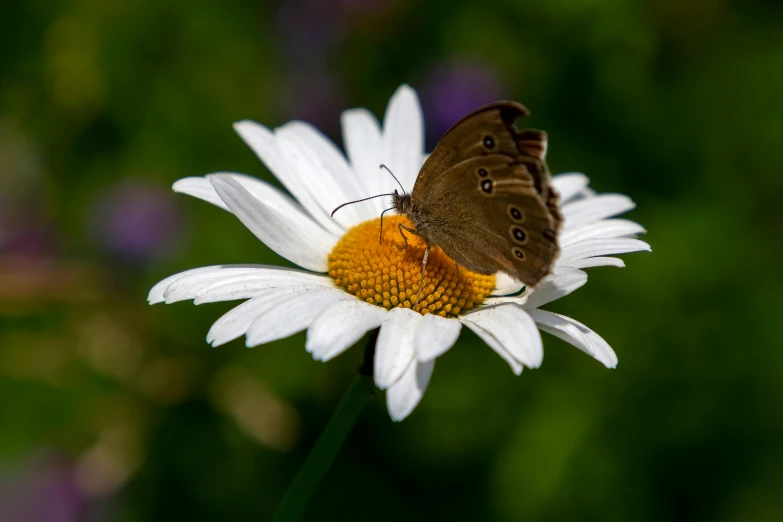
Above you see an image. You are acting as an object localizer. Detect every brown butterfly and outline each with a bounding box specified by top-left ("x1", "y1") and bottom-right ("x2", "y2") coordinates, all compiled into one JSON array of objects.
[{"x1": 334, "y1": 101, "x2": 562, "y2": 288}]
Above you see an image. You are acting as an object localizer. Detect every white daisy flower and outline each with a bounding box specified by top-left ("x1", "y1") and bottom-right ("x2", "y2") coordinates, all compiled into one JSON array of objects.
[{"x1": 148, "y1": 85, "x2": 650, "y2": 421}]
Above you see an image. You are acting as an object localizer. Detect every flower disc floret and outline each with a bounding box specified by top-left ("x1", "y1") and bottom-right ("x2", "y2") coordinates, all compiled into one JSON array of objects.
[{"x1": 328, "y1": 216, "x2": 495, "y2": 316}]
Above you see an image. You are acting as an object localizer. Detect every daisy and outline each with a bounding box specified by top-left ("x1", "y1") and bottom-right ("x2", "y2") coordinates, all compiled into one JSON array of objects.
[{"x1": 148, "y1": 85, "x2": 650, "y2": 421}]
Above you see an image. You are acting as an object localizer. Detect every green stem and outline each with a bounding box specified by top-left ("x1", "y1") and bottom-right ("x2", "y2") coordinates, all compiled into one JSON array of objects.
[{"x1": 271, "y1": 334, "x2": 376, "y2": 522}]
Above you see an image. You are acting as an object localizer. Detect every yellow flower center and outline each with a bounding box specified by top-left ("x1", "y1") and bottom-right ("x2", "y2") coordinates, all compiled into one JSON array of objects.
[{"x1": 328, "y1": 216, "x2": 495, "y2": 317}]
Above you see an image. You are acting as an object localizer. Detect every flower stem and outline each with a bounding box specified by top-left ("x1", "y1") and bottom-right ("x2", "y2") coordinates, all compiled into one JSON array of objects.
[{"x1": 271, "y1": 333, "x2": 376, "y2": 522}]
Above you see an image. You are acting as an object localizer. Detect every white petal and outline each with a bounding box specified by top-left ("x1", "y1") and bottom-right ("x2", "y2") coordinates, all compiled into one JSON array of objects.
[
  {"x1": 175, "y1": 174, "x2": 340, "y2": 250},
  {"x1": 149, "y1": 265, "x2": 216, "y2": 304},
  {"x1": 282, "y1": 123, "x2": 354, "y2": 192},
  {"x1": 551, "y1": 173, "x2": 589, "y2": 202},
  {"x1": 460, "y1": 305, "x2": 543, "y2": 369},
  {"x1": 279, "y1": 121, "x2": 376, "y2": 223},
  {"x1": 233, "y1": 120, "x2": 344, "y2": 236},
  {"x1": 206, "y1": 285, "x2": 330, "y2": 347},
  {"x1": 529, "y1": 309, "x2": 618, "y2": 368},
  {"x1": 382, "y1": 85, "x2": 424, "y2": 193},
  {"x1": 173, "y1": 173, "x2": 308, "y2": 218},
  {"x1": 208, "y1": 174, "x2": 334, "y2": 272},
  {"x1": 460, "y1": 320, "x2": 523, "y2": 375},
  {"x1": 306, "y1": 300, "x2": 387, "y2": 362},
  {"x1": 558, "y1": 238, "x2": 651, "y2": 267},
  {"x1": 569, "y1": 257, "x2": 625, "y2": 269},
  {"x1": 193, "y1": 270, "x2": 333, "y2": 304},
  {"x1": 414, "y1": 314, "x2": 462, "y2": 362},
  {"x1": 274, "y1": 125, "x2": 364, "y2": 230},
  {"x1": 164, "y1": 267, "x2": 266, "y2": 303},
  {"x1": 386, "y1": 358, "x2": 435, "y2": 422},
  {"x1": 207, "y1": 296, "x2": 272, "y2": 347},
  {"x1": 562, "y1": 194, "x2": 636, "y2": 228},
  {"x1": 148, "y1": 265, "x2": 329, "y2": 305},
  {"x1": 341, "y1": 108, "x2": 388, "y2": 216},
  {"x1": 492, "y1": 272, "x2": 525, "y2": 296},
  {"x1": 560, "y1": 219, "x2": 646, "y2": 247},
  {"x1": 172, "y1": 176, "x2": 230, "y2": 210},
  {"x1": 560, "y1": 219, "x2": 646, "y2": 246},
  {"x1": 480, "y1": 295, "x2": 528, "y2": 307},
  {"x1": 245, "y1": 287, "x2": 352, "y2": 347},
  {"x1": 375, "y1": 307, "x2": 421, "y2": 389},
  {"x1": 523, "y1": 267, "x2": 588, "y2": 310}
]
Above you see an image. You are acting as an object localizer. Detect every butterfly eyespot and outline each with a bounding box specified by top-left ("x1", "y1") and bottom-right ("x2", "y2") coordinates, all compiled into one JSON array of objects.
[
  {"x1": 512, "y1": 247, "x2": 526, "y2": 260},
  {"x1": 480, "y1": 179, "x2": 494, "y2": 195},
  {"x1": 483, "y1": 135, "x2": 495, "y2": 150},
  {"x1": 507, "y1": 205, "x2": 524, "y2": 223},
  {"x1": 509, "y1": 226, "x2": 529, "y2": 245},
  {"x1": 477, "y1": 168, "x2": 489, "y2": 177}
]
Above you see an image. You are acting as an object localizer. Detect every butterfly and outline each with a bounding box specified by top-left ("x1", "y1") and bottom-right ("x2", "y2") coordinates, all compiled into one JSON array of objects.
[{"x1": 335, "y1": 101, "x2": 562, "y2": 288}]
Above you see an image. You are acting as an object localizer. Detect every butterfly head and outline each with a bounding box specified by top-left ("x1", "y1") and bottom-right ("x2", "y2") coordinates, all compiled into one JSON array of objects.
[{"x1": 391, "y1": 190, "x2": 412, "y2": 215}]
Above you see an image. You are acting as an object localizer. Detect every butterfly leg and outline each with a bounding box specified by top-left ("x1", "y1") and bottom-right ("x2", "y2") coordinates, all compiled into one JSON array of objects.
[
  {"x1": 415, "y1": 244, "x2": 431, "y2": 312},
  {"x1": 454, "y1": 260, "x2": 462, "y2": 284},
  {"x1": 378, "y1": 207, "x2": 396, "y2": 243},
  {"x1": 397, "y1": 222, "x2": 419, "y2": 249}
]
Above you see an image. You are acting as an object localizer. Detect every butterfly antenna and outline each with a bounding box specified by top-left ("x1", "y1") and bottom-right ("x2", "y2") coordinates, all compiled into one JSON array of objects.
[
  {"x1": 379, "y1": 164, "x2": 406, "y2": 195},
  {"x1": 331, "y1": 193, "x2": 394, "y2": 217}
]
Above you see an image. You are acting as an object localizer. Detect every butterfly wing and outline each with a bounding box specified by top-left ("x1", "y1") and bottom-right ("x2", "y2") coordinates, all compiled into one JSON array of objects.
[
  {"x1": 419, "y1": 101, "x2": 541, "y2": 165},
  {"x1": 415, "y1": 101, "x2": 559, "y2": 216},
  {"x1": 413, "y1": 154, "x2": 558, "y2": 285},
  {"x1": 410, "y1": 102, "x2": 561, "y2": 285}
]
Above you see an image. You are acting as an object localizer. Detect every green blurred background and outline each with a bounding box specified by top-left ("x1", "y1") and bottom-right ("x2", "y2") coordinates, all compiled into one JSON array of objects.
[{"x1": 2, "y1": 0, "x2": 782, "y2": 520}]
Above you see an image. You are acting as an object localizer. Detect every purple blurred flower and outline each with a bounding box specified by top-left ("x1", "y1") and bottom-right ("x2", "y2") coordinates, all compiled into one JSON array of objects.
[
  {"x1": 89, "y1": 179, "x2": 184, "y2": 264},
  {"x1": 0, "y1": 456, "x2": 85, "y2": 522},
  {"x1": 421, "y1": 61, "x2": 504, "y2": 143}
]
